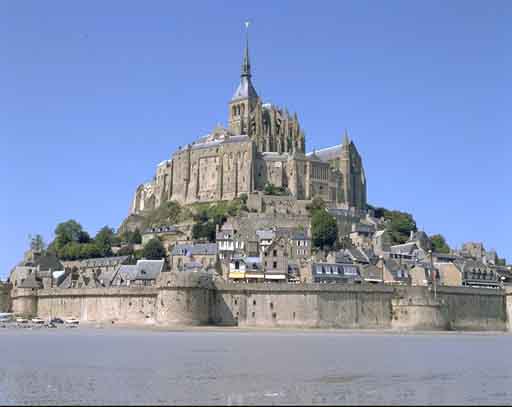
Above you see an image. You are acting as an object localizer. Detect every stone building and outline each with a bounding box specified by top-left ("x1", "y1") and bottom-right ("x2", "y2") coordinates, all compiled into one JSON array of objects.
[{"x1": 130, "y1": 31, "x2": 367, "y2": 213}]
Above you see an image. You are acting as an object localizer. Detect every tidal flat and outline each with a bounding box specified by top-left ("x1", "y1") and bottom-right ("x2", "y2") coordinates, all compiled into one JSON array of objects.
[{"x1": 1, "y1": 327, "x2": 511, "y2": 405}]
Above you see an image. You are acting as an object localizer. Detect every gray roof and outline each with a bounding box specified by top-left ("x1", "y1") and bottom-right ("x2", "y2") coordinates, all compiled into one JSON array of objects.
[
  {"x1": 256, "y1": 230, "x2": 275, "y2": 241},
  {"x1": 32, "y1": 253, "x2": 63, "y2": 272},
  {"x1": 359, "y1": 264, "x2": 382, "y2": 281},
  {"x1": 306, "y1": 144, "x2": 342, "y2": 162},
  {"x1": 18, "y1": 274, "x2": 42, "y2": 289},
  {"x1": 97, "y1": 267, "x2": 120, "y2": 286},
  {"x1": 231, "y1": 76, "x2": 258, "y2": 101},
  {"x1": 345, "y1": 248, "x2": 370, "y2": 263},
  {"x1": 312, "y1": 262, "x2": 360, "y2": 279},
  {"x1": 172, "y1": 243, "x2": 218, "y2": 256},
  {"x1": 134, "y1": 260, "x2": 164, "y2": 280},
  {"x1": 80, "y1": 256, "x2": 130, "y2": 268},
  {"x1": 116, "y1": 265, "x2": 138, "y2": 282},
  {"x1": 390, "y1": 242, "x2": 418, "y2": 255},
  {"x1": 290, "y1": 230, "x2": 309, "y2": 240}
]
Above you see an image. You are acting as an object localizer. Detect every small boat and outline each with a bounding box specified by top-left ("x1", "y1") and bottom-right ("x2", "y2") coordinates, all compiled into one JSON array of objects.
[{"x1": 16, "y1": 317, "x2": 28, "y2": 323}]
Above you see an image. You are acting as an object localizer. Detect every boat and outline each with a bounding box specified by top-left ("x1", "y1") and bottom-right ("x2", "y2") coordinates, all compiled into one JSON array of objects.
[{"x1": 16, "y1": 317, "x2": 28, "y2": 323}]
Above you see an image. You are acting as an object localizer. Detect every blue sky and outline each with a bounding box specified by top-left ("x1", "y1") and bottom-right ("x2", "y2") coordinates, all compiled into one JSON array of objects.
[{"x1": 1, "y1": 1, "x2": 511, "y2": 278}]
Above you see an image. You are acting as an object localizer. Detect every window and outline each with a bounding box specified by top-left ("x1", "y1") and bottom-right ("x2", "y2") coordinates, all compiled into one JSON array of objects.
[
  {"x1": 273, "y1": 261, "x2": 277, "y2": 269},
  {"x1": 253, "y1": 300, "x2": 256, "y2": 306},
  {"x1": 235, "y1": 261, "x2": 240, "y2": 270},
  {"x1": 273, "y1": 250, "x2": 277, "y2": 257}
]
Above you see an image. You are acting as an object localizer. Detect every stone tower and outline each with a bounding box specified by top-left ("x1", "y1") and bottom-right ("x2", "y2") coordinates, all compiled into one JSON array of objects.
[
  {"x1": 339, "y1": 130, "x2": 367, "y2": 209},
  {"x1": 228, "y1": 25, "x2": 259, "y2": 136}
]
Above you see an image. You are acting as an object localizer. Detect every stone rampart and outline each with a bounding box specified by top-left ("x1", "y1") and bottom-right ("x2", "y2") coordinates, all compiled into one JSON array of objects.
[
  {"x1": 212, "y1": 282, "x2": 395, "y2": 328},
  {"x1": 436, "y1": 286, "x2": 506, "y2": 331},
  {"x1": 0, "y1": 283, "x2": 12, "y2": 312},
  {"x1": 7, "y1": 278, "x2": 510, "y2": 331}
]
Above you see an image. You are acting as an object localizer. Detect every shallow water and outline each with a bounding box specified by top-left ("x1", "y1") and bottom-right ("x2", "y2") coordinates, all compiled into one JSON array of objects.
[{"x1": 1, "y1": 327, "x2": 511, "y2": 405}]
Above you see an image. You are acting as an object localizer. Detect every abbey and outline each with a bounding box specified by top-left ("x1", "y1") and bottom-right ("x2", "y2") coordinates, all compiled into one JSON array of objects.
[{"x1": 130, "y1": 34, "x2": 367, "y2": 214}]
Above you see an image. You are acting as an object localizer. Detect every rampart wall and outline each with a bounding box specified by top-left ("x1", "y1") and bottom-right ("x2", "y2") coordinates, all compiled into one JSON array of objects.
[
  {"x1": 0, "y1": 283, "x2": 11, "y2": 312},
  {"x1": 7, "y1": 276, "x2": 511, "y2": 331}
]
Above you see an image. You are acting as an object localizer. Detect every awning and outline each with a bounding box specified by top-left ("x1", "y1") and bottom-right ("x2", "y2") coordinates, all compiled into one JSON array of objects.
[
  {"x1": 229, "y1": 272, "x2": 246, "y2": 279},
  {"x1": 246, "y1": 273, "x2": 264, "y2": 279},
  {"x1": 265, "y1": 274, "x2": 286, "y2": 280}
]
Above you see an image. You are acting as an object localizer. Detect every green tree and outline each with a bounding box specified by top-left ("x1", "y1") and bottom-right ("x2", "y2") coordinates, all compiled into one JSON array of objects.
[
  {"x1": 311, "y1": 210, "x2": 338, "y2": 250},
  {"x1": 371, "y1": 206, "x2": 417, "y2": 245},
  {"x1": 142, "y1": 238, "x2": 166, "y2": 260},
  {"x1": 192, "y1": 221, "x2": 216, "y2": 242},
  {"x1": 53, "y1": 220, "x2": 86, "y2": 250},
  {"x1": 239, "y1": 193, "x2": 248, "y2": 205},
  {"x1": 430, "y1": 234, "x2": 450, "y2": 253},
  {"x1": 94, "y1": 226, "x2": 115, "y2": 257},
  {"x1": 58, "y1": 241, "x2": 82, "y2": 260},
  {"x1": 117, "y1": 244, "x2": 134, "y2": 256},
  {"x1": 306, "y1": 197, "x2": 326, "y2": 213},
  {"x1": 130, "y1": 228, "x2": 142, "y2": 244},
  {"x1": 29, "y1": 234, "x2": 46, "y2": 252},
  {"x1": 79, "y1": 243, "x2": 102, "y2": 259}
]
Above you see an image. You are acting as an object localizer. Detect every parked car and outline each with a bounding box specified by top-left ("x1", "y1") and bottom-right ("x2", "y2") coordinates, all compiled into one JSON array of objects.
[
  {"x1": 64, "y1": 317, "x2": 80, "y2": 325},
  {"x1": 31, "y1": 317, "x2": 45, "y2": 324},
  {"x1": 50, "y1": 318, "x2": 64, "y2": 324}
]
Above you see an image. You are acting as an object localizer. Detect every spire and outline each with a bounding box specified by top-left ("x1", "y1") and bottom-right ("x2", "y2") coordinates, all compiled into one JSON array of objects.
[
  {"x1": 242, "y1": 20, "x2": 251, "y2": 78},
  {"x1": 231, "y1": 21, "x2": 258, "y2": 102},
  {"x1": 342, "y1": 129, "x2": 350, "y2": 146}
]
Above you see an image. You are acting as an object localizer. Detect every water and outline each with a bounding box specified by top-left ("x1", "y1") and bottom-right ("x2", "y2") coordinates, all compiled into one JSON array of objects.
[{"x1": 1, "y1": 326, "x2": 511, "y2": 405}]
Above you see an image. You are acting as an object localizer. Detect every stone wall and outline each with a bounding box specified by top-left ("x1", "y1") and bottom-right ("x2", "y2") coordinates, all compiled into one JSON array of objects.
[
  {"x1": 437, "y1": 286, "x2": 507, "y2": 331},
  {"x1": 0, "y1": 283, "x2": 11, "y2": 312},
  {"x1": 8, "y1": 278, "x2": 510, "y2": 331},
  {"x1": 211, "y1": 282, "x2": 394, "y2": 328}
]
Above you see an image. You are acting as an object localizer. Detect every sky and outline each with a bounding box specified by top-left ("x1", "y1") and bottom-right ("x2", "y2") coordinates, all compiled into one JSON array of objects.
[{"x1": 1, "y1": 1, "x2": 511, "y2": 279}]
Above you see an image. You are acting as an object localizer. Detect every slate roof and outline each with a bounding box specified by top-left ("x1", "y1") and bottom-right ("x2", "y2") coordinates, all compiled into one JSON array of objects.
[
  {"x1": 232, "y1": 76, "x2": 258, "y2": 101},
  {"x1": 390, "y1": 242, "x2": 418, "y2": 255},
  {"x1": 80, "y1": 256, "x2": 130, "y2": 268},
  {"x1": 116, "y1": 265, "x2": 138, "y2": 282},
  {"x1": 134, "y1": 259, "x2": 164, "y2": 280},
  {"x1": 311, "y1": 262, "x2": 360, "y2": 279},
  {"x1": 345, "y1": 247, "x2": 370, "y2": 264},
  {"x1": 306, "y1": 144, "x2": 342, "y2": 162},
  {"x1": 359, "y1": 264, "x2": 382, "y2": 281},
  {"x1": 18, "y1": 274, "x2": 42, "y2": 289},
  {"x1": 33, "y1": 253, "x2": 63, "y2": 272},
  {"x1": 256, "y1": 230, "x2": 275, "y2": 241},
  {"x1": 172, "y1": 243, "x2": 218, "y2": 256}
]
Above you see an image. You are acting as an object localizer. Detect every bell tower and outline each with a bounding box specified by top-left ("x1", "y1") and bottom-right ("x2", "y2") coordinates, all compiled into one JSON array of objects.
[{"x1": 229, "y1": 22, "x2": 259, "y2": 135}]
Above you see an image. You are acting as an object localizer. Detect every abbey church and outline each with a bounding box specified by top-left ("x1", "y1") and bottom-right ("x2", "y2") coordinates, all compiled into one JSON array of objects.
[{"x1": 130, "y1": 33, "x2": 367, "y2": 214}]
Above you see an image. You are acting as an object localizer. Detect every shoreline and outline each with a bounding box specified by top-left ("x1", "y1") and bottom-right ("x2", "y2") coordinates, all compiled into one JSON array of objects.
[{"x1": 45, "y1": 321, "x2": 512, "y2": 335}]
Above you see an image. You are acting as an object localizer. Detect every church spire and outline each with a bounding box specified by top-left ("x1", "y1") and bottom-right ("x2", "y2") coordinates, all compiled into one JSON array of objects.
[
  {"x1": 241, "y1": 20, "x2": 251, "y2": 78},
  {"x1": 231, "y1": 21, "x2": 258, "y2": 102},
  {"x1": 343, "y1": 129, "x2": 351, "y2": 146}
]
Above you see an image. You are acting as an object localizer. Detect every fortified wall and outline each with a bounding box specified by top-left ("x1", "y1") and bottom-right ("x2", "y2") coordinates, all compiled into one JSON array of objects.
[
  {"x1": 7, "y1": 275, "x2": 511, "y2": 331},
  {"x1": 0, "y1": 283, "x2": 11, "y2": 312}
]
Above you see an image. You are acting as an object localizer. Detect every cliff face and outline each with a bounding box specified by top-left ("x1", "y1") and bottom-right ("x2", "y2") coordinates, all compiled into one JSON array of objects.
[{"x1": 118, "y1": 214, "x2": 147, "y2": 235}]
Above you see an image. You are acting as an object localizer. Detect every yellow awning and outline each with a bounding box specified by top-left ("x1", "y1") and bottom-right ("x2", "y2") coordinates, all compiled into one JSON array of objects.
[{"x1": 229, "y1": 272, "x2": 246, "y2": 279}]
